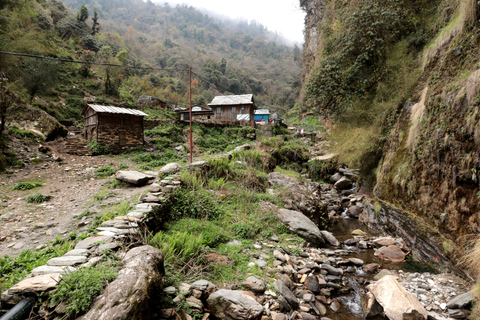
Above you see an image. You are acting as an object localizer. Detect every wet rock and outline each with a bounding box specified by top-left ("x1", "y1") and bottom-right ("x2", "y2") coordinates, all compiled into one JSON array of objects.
[
  {"x1": 115, "y1": 171, "x2": 155, "y2": 186},
  {"x1": 206, "y1": 289, "x2": 263, "y2": 320},
  {"x1": 330, "y1": 299, "x2": 341, "y2": 312},
  {"x1": 375, "y1": 245, "x2": 407, "y2": 263},
  {"x1": 320, "y1": 264, "x2": 343, "y2": 276},
  {"x1": 78, "y1": 245, "x2": 164, "y2": 320},
  {"x1": 334, "y1": 177, "x2": 352, "y2": 190},
  {"x1": 373, "y1": 237, "x2": 397, "y2": 247},
  {"x1": 370, "y1": 275, "x2": 428, "y2": 320},
  {"x1": 446, "y1": 291, "x2": 473, "y2": 309},
  {"x1": 347, "y1": 206, "x2": 362, "y2": 218},
  {"x1": 242, "y1": 276, "x2": 266, "y2": 293},
  {"x1": 320, "y1": 230, "x2": 340, "y2": 246},
  {"x1": 276, "y1": 208, "x2": 325, "y2": 246},
  {"x1": 347, "y1": 258, "x2": 364, "y2": 266},
  {"x1": 363, "y1": 263, "x2": 380, "y2": 274},
  {"x1": 274, "y1": 280, "x2": 299, "y2": 309}
]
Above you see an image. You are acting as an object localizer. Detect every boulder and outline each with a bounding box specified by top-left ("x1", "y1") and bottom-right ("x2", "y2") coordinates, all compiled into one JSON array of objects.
[
  {"x1": 375, "y1": 245, "x2": 407, "y2": 263},
  {"x1": 333, "y1": 177, "x2": 352, "y2": 190},
  {"x1": 115, "y1": 171, "x2": 155, "y2": 186},
  {"x1": 370, "y1": 275, "x2": 428, "y2": 320},
  {"x1": 267, "y1": 172, "x2": 326, "y2": 225},
  {"x1": 276, "y1": 209, "x2": 325, "y2": 246},
  {"x1": 159, "y1": 163, "x2": 182, "y2": 174},
  {"x1": 274, "y1": 280, "x2": 299, "y2": 309},
  {"x1": 242, "y1": 276, "x2": 266, "y2": 293},
  {"x1": 77, "y1": 245, "x2": 164, "y2": 320},
  {"x1": 373, "y1": 237, "x2": 397, "y2": 247},
  {"x1": 206, "y1": 289, "x2": 263, "y2": 320},
  {"x1": 320, "y1": 230, "x2": 340, "y2": 246},
  {"x1": 191, "y1": 279, "x2": 216, "y2": 292},
  {"x1": 347, "y1": 206, "x2": 363, "y2": 218},
  {"x1": 6, "y1": 274, "x2": 61, "y2": 294},
  {"x1": 446, "y1": 291, "x2": 473, "y2": 309}
]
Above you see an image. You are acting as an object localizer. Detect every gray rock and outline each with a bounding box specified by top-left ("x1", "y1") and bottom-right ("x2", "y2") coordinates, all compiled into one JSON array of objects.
[
  {"x1": 6, "y1": 274, "x2": 61, "y2": 294},
  {"x1": 304, "y1": 275, "x2": 320, "y2": 293},
  {"x1": 347, "y1": 258, "x2": 364, "y2": 266},
  {"x1": 330, "y1": 173, "x2": 343, "y2": 182},
  {"x1": 115, "y1": 171, "x2": 155, "y2": 186},
  {"x1": 277, "y1": 295, "x2": 292, "y2": 311},
  {"x1": 274, "y1": 280, "x2": 299, "y2": 308},
  {"x1": 47, "y1": 256, "x2": 87, "y2": 266},
  {"x1": 373, "y1": 237, "x2": 397, "y2": 247},
  {"x1": 207, "y1": 289, "x2": 263, "y2": 320},
  {"x1": 320, "y1": 264, "x2": 343, "y2": 276},
  {"x1": 334, "y1": 177, "x2": 352, "y2": 190},
  {"x1": 31, "y1": 265, "x2": 75, "y2": 276},
  {"x1": 320, "y1": 230, "x2": 340, "y2": 246},
  {"x1": 276, "y1": 209, "x2": 325, "y2": 246},
  {"x1": 164, "y1": 286, "x2": 176, "y2": 294},
  {"x1": 227, "y1": 240, "x2": 242, "y2": 246},
  {"x1": 330, "y1": 299, "x2": 341, "y2": 312},
  {"x1": 446, "y1": 291, "x2": 473, "y2": 309},
  {"x1": 242, "y1": 276, "x2": 266, "y2": 293},
  {"x1": 75, "y1": 236, "x2": 112, "y2": 249},
  {"x1": 63, "y1": 249, "x2": 89, "y2": 257},
  {"x1": 159, "y1": 163, "x2": 181, "y2": 174},
  {"x1": 77, "y1": 245, "x2": 164, "y2": 320},
  {"x1": 274, "y1": 250, "x2": 286, "y2": 262},
  {"x1": 191, "y1": 279, "x2": 216, "y2": 291},
  {"x1": 447, "y1": 309, "x2": 469, "y2": 319},
  {"x1": 255, "y1": 259, "x2": 267, "y2": 268},
  {"x1": 375, "y1": 245, "x2": 407, "y2": 263},
  {"x1": 186, "y1": 296, "x2": 203, "y2": 311}
]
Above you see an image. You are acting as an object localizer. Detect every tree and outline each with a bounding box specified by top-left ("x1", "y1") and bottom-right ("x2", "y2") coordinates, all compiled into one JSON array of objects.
[
  {"x1": 21, "y1": 59, "x2": 59, "y2": 103},
  {"x1": 91, "y1": 8, "x2": 100, "y2": 35},
  {"x1": 77, "y1": 5, "x2": 89, "y2": 22}
]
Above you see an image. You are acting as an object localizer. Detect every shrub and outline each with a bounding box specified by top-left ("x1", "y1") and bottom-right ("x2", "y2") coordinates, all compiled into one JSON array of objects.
[
  {"x1": 149, "y1": 231, "x2": 204, "y2": 261},
  {"x1": 170, "y1": 188, "x2": 223, "y2": 221},
  {"x1": 231, "y1": 222, "x2": 254, "y2": 239},
  {"x1": 87, "y1": 140, "x2": 110, "y2": 155},
  {"x1": 26, "y1": 193, "x2": 50, "y2": 203},
  {"x1": 13, "y1": 181, "x2": 42, "y2": 190},
  {"x1": 95, "y1": 166, "x2": 116, "y2": 178},
  {"x1": 167, "y1": 219, "x2": 231, "y2": 248},
  {"x1": 49, "y1": 263, "x2": 118, "y2": 318}
]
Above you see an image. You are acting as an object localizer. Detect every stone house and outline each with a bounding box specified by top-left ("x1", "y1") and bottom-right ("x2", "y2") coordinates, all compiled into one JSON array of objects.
[
  {"x1": 208, "y1": 94, "x2": 257, "y2": 127},
  {"x1": 82, "y1": 104, "x2": 148, "y2": 152},
  {"x1": 138, "y1": 96, "x2": 167, "y2": 109}
]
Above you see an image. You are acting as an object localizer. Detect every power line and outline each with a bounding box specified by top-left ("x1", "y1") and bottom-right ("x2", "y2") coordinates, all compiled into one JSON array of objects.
[{"x1": 0, "y1": 51, "x2": 184, "y2": 72}]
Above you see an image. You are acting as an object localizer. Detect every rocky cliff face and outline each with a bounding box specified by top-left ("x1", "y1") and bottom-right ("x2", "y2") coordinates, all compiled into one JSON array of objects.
[{"x1": 300, "y1": 0, "x2": 480, "y2": 260}]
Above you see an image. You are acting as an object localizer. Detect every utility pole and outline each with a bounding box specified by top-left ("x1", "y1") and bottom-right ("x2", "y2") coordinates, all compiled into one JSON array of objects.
[{"x1": 189, "y1": 67, "x2": 192, "y2": 164}]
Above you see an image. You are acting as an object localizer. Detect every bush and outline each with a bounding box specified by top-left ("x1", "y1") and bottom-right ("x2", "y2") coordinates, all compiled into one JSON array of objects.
[
  {"x1": 87, "y1": 140, "x2": 110, "y2": 155},
  {"x1": 231, "y1": 222, "x2": 254, "y2": 239},
  {"x1": 149, "y1": 231, "x2": 204, "y2": 261},
  {"x1": 49, "y1": 263, "x2": 118, "y2": 318},
  {"x1": 26, "y1": 193, "x2": 50, "y2": 203},
  {"x1": 13, "y1": 181, "x2": 42, "y2": 190},
  {"x1": 167, "y1": 219, "x2": 231, "y2": 248},
  {"x1": 95, "y1": 166, "x2": 116, "y2": 178}
]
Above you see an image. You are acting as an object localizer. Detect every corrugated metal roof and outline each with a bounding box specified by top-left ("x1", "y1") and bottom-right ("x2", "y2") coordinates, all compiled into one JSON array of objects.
[
  {"x1": 86, "y1": 104, "x2": 149, "y2": 116},
  {"x1": 208, "y1": 94, "x2": 254, "y2": 106},
  {"x1": 255, "y1": 109, "x2": 270, "y2": 115}
]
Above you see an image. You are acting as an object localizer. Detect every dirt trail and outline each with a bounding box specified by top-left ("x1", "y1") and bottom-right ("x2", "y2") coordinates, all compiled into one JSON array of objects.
[{"x1": 0, "y1": 149, "x2": 151, "y2": 258}]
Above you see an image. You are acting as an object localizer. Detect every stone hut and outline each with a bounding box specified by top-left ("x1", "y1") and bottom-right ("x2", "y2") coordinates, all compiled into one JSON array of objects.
[
  {"x1": 208, "y1": 94, "x2": 257, "y2": 127},
  {"x1": 82, "y1": 104, "x2": 148, "y2": 152}
]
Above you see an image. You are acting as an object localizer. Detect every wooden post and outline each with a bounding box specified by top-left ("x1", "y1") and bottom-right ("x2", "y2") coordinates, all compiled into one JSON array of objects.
[{"x1": 189, "y1": 67, "x2": 192, "y2": 164}]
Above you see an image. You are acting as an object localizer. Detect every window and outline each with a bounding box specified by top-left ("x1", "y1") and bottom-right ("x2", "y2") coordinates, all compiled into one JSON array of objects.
[
  {"x1": 232, "y1": 106, "x2": 236, "y2": 114},
  {"x1": 216, "y1": 107, "x2": 221, "y2": 114}
]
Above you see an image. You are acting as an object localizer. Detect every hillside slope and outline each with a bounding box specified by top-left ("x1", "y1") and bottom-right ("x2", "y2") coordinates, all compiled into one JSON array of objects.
[{"x1": 300, "y1": 0, "x2": 480, "y2": 264}]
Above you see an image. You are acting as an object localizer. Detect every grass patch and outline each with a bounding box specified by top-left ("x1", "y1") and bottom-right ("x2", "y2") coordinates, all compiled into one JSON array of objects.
[
  {"x1": 95, "y1": 166, "x2": 116, "y2": 178},
  {"x1": 13, "y1": 181, "x2": 43, "y2": 190},
  {"x1": 26, "y1": 193, "x2": 50, "y2": 203}
]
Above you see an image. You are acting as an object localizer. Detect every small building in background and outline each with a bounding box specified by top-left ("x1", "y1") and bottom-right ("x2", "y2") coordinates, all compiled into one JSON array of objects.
[
  {"x1": 138, "y1": 96, "x2": 167, "y2": 109},
  {"x1": 178, "y1": 106, "x2": 214, "y2": 122},
  {"x1": 254, "y1": 109, "x2": 270, "y2": 123},
  {"x1": 208, "y1": 94, "x2": 257, "y2": 126},
  {"x1": 82, "y1": 104, "x2": 148, "y2": 152}
]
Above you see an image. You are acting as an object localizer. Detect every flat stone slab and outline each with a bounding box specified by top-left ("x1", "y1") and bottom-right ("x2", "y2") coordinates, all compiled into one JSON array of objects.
[
  {"x1": 135, "y1": 203, "x2": 159, "y2": 209},
  {"x1": 115, "y1": 171, "x2": 155, "y2": 186},
  {"x1": 47, "y1": 256, "x2": 88, "y2": 266},
  {"x1": 159, "y1": 162, "x2": 182, "y2": 173},
  {"x1": 96, "y1": 227, "x2": 138, "y2": 235},
  {"x1": 75, "y1": 235, "x2": 113, "y2": 249},
  {"x1": 64, "y1": 249, "x2": 89, "y2": 257},
  {"x1": 31, "y1": 265, "x2": 75, "y2": 276},
  {"x1": 7, "y1": 274, "x2": 61, "y2": 294}
]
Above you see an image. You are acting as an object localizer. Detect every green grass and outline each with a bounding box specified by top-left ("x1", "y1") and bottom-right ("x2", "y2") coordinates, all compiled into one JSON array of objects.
[
  {"x1": 95, "y1": 166, "x2": 116, "y2": 178},
  {"x1": 12, "y1": 181, "x2": 43, "y2": 190},
  {"x1": 26, "y1": 193, "x2": 50, "y2": 203}
]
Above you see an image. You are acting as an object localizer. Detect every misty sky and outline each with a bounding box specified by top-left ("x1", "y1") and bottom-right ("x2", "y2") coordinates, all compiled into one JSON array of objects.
[{"x1": 153, "y1": 0, "x2": 306, "y2": 44}]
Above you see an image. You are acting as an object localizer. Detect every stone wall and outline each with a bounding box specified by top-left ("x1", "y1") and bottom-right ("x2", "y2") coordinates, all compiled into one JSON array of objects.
[{"x1": 96, "y1": 124, "x2": 143, "y2": 152}]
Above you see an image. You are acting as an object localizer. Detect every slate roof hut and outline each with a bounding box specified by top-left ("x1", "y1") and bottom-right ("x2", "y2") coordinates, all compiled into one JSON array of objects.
[
  {"x1": 82, "y1": 104, "x2": 148, "y2": 152},
  {"x1": 208, "y1": 94, "x2": 257, "y2": 126}
]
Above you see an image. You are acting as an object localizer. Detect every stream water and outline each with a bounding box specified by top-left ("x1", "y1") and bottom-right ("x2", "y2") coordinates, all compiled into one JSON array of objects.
[{"x1": 323, "y1": 211, "x2": 436, "y2": 319}]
